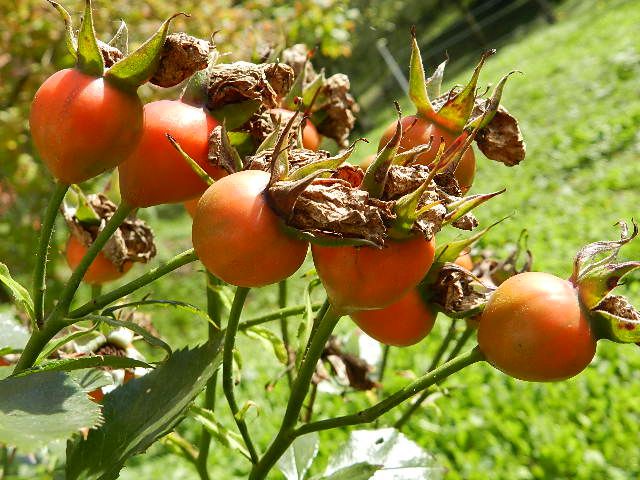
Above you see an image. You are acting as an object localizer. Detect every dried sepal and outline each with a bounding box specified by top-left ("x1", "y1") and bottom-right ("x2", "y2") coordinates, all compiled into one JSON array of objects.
[
  {"x1": 149, "y1": 33, "x2": 213, "y2": 88},
  {"x1": 312, "y1": 73, "x2": 359, "y2": 148},
  {"x1": 206, "y1": 61, "x2": 294, "y2": 111},
  {"x1": 321, "y1": 336, "x2": 379, "y2": 391},
  {"x1": 63, "y1": 194, "x2": 156, "y2": 269},
  {"x1": 281, "y1": 44, "x2": 319, "y2": 84},
  {"x1": 208, "y1": 123, "x2": 244, "y2": 174},
  {"x1": 590, "y1": 295, "x2": 640, "y2": 343},
  {"x1": 108, "y1": 19, "x2": 128, "y2": 54},
  {"x1": 97, "y1": 40, "x2": 124, "y2": 68},
  {"x1": 476, "y1": 106, "x2": 526, "y2": 166},
  {"x1": 473, "y1": 229, "x2": 533, "y2": 288},
  {"x1": 428, "y1": 264, "x2": 493, "y2": 318}
]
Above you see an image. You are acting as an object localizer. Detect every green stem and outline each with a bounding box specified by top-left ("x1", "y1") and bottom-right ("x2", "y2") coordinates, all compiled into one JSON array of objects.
[
  {"x1": 297, "y1": 347, "x2": 484, "y2": 436},
  {"x1": 240, "y1": 303, "x2": 322, "y2": 330},
  {"x1": 378, "y1": 345, "x2": 391, "y2": 383},
  {"x1": 248, "y1": 305, "x2": 342, "y2": 480},
  {"x1": 395, "y1": 323, "x2": 474, "y2": 429},
  {"x1": 278, "y1": 280, "x2": 293, "y2": 387},
  {"x1": 51, "y1": 202, "x2": 133, "y2": 318},
  {"x1": 33, "y1": 182, "x2": 69, "y2": 327},
  {"x1": 69, "y1": 249, "x2": 197, "y2": 318},
  {"x1": 13, "y1": 316, "x2": 68, "y2": 373},
  {"x1": 222, "y1": 286, "x2": 259, "y2": 463},
  {"x1": 197, "y1": 274, "x2": 225, "y2": 480},
  {"x1": 90, "y1": 284, "x2": 102, "y2": 299}
]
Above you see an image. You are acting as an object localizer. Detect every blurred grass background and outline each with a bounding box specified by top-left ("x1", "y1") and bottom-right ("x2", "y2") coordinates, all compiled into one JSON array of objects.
[{"x1": 2, "y1": 0, "x2": 640, "y2": 478}]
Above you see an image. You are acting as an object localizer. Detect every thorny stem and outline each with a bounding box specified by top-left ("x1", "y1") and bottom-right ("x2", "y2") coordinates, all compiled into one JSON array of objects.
[
  {"x1": 33, "y1": 182, "x2": 69, "y2": 328},
  {"x1": 395, "y1": 323, "x2": 475, "y2": 429},
  {"x1": 278, "y1": 280, "x2": 293, "y2": 387},
  {"x1": 296, "y1": 347, "x2": 485, "y2": 436},
  {"x1": 248, "y1": 305, "x2": 342, "y2": 480},
  {"x1": 51, "y1": 202, "x2": 133, "y2": 319},
  {"x1": 197, "y1": 273, "x2": 225, "y2": 480},
  {"x1": 222, "y1": 286, "x2": 259, "y2": 463},
  {"x1": 69, "y1": 249, "x2": 198, "y2": 318}
]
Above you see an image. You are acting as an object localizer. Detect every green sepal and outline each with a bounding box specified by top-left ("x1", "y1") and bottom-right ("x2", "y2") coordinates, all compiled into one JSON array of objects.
[
  {"x1": 444, "y1": 189, "x2": 505, "y2": 225},
  {"x1": 269, "y1": 111, "x2": 301, "y2": 185},
  {"x1": 425, "y1": 56, "x2": 447, "y2": 99},
  {"x1": 282, "y1": 58, "x2": 309, "y2": 110},
  {"x1": 166, "y1": 133, "x2": 214, "y2": 186},
  {"x1": 108, "y1": 20, "x2": 129, "y2": 54},
  {"x1": 220, "y1": 122, "x2": 244, "y2": 173},
  {"x1": 434, "y1": 216, "x2": 509, "y2": 264},
  {"x1": 69, "y1": 185, "x2": 101, "y2": 225},
  {"x1": 392, "y1": 140, "x2": 434, "y2": 166},
  {"x1": 256, "y1": 117, "x2": 283, "y2": 153},
  {"x1": 76, "y1": 0, "x2": 104, "y2": 77},
  {"x1": 589, "y1": 309, "x2": 640, "y2": 344},
  {"x1": 408, "y1": 26, "x2": 436, "y2": 120},
  {"x1": 437, "y1": 50, "x2": 495, "y2": 132},
  {"x1": 210, "y1": 99, "x2": 262, "y2": 130},
  {"x1": 47, "y1": 0, "x2": 77, "y2": 59},
  {"x1": 466, "y1": 70, "x2": 521, "y2": 130},
  {"x1": 361, "y1": 103, "x2": 402, "y2": 198},
  {"x1": 302, "y1": 70, "x2": 326, "y2": 110},
  {"x1": 286, "y1": 140, "x2": 364, "y2": 181},
  {"x1": 579, "y1": 262, "x2": 640, "y2": 310},
  {"x1": 105, "y1": 12, "x2": 186, "y2": 90}
]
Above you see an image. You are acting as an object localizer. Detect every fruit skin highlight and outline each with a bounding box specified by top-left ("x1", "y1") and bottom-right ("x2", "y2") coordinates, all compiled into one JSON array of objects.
[{"x1": 192, "y1": 170, "x2": 308, "y2": 287}]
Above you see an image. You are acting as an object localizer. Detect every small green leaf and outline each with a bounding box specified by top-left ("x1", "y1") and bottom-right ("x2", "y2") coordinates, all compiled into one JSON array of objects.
[
  {"x1": 243, "y1": 326, "x2": 288, "y2": 365},
  {"x1": 105, "y1": 13, "x2": 186, "y2": 90},
  {"x1": 188, "y1": 405, "x2": 251, "y2": 460},
  {"x1": 277, "y1": 432, "x2": 320, "y2": 480},
  {"x1": 66, "y1": 343, "x2": 221, "y2": 480},
  {"x1": 0, "y1": 371, "x2": 101, "y2": 451},
  {"x1": 0, "y1": 310, "x2": 30, "y2": 351},
  {"x1": 76, "y1": 0, "x2": 104, "y2": 77},
  {"x1": 13, "y1": 355, "x2": 152, "y2": 377},
  {"x1": 0, "y1": 263, "x2": 34, "y2": 321},
  {"x1": 210, "y1": 99, "x2": 262, "y2": 130}
]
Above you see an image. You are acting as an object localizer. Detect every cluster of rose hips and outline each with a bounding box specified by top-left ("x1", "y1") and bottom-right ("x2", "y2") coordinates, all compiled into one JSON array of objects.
[{"x1": 26, "y1": 0, "x2": 640, "y2": 389}]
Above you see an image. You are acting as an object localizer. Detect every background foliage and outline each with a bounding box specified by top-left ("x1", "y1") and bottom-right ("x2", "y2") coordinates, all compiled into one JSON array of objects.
[{"x1": 1, "y1": 0, "x2": 640, "y2": 478}]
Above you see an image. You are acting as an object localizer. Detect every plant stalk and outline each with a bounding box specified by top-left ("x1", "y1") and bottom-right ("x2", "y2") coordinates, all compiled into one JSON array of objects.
[
  {"x1": 222, "y1": 286, "x2": 259, "y2": 463},
  {"x1": 239, "y1": 303, "x2": 323, "y2": 330},
  {"x1": 33, "y1": 182, "x2": 69, "y2": 327},
  {"x1": 278, "y1": 280, "x2": 293, "y2": 386}
]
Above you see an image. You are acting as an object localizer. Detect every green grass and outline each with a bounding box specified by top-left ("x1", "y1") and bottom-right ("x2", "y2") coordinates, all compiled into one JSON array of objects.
[{"x1": 22, "y1": 0, "x2": 640, "y2": 478}]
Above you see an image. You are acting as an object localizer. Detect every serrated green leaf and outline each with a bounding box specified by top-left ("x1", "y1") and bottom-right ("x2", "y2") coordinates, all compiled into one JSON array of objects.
[
  {"x1": 324, "y1": 428, "x2": 445, "y2": 480},
  {"x1": 14, "y1": 355, "x2": 151, "y2": 377},
  {"x1": 69, "y1": 369, "x2": 114, "y2": 392},
  {"x1": 0, "y1": 263, "x2": 35, "y2": 321},
  {"x1": 243, "y1": 326, "x2": 288, "y2": 365},
  {"x1": 66, "y1": 342, "x2": 221, "y2": 480},
  {"x1": 0, "y1": 371, "x2": 101, "y2": 451},
  {"x1": 105, "y1": 13, "x2": 184, "y2": 90},
  {"x1": 278, "y1": 432, "x2": 320, "y2": 480},
  {"x1": 0, "y1": 310, "x2": 30, "y2": 351},
  {"x1": 76, "y1": 0, "x2": 104, "y2": 77}
]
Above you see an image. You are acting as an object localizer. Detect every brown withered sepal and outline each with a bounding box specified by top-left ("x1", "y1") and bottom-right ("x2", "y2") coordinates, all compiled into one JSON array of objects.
[
  {"x1": 321, "y1": 336, "x2": 379, "y2": 391},
  {"x1": 208, "y1": 125, "x2": 243, "y2": 174},
  {"x1": 150, "y1": 33, "x2": 212, "y2": 88},
  {"x1": 331, "y1": 164, "x2": 364, "y2": 188},
  {"x1": 594, "y1": 295, "x2": 640, "y2": 324},
  {"x1": 475, "y1": 106, "x2": 526, "y2": 166},
  {"x1": 431, "y1": 264, "x2": 493, "y2": 317},
  {"x1": 97, "y1": 40, "x2": 124, "y2": 68},
  {"x1": 206, "y1": 62, "x2": 294, "y2": 111},
  {"x1": 314, "y1": 74, "x2": 359, "y2": 148},
  {"x1": 269, "y1": 178, "x2": 396, "y2": 247},
  {"x1": 246, "y1": 147, "x2": 331, "y2": 173},
  {"x1": 281, "y1": 44, "x2": 319, "y2": 86},
  {"x1": 63, "y1": 194, "x2": 156, "y2": 270}
]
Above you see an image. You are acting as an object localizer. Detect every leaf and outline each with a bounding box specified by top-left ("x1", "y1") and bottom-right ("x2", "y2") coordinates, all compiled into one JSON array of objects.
[
  {"x1": 277, "y1": 432, "x2": 320, "y2": 480},
  {"x1": 66, "y1": 342, "x2": 221, "y2": 480},
  {"x1": 37, "y1": 323, "x2": 100, "y2": 362},
  {"x1": 243, "y1": 326, "x2": 288, "y2": 365},
  {"x1": 0, "y1": 263, "x2": 35, "y2": 321},
  {"x1": 0, "y1": 371, "x2": 101, "y2": 451},
  {"x1": 188, "y1": 405, "x2": 251, "y2": 460},
  {"x1": 69, "y1": 369, "x2": 114, "y2": 392},
  {"x1": 14, "y1": 355, "x2": 151, "y2": 377},
  {"x1": 92, "y1": 313, "x2": 173, "y2": 356},
  {"x1": 76, "y1": 0, "x2": 104, "y2": 77},
  {"x1": 210, "y1": 99, "x2": 262, "y2": 130},
  {"x1": 317, "y1": 462, "x2": 382, "y2": 480},
  {"x1": 0, "y1": 310, "x2": 30, "y2": 351},
  {"x1": 324, "y1": 428, "x2": 444, "y2": 480}
]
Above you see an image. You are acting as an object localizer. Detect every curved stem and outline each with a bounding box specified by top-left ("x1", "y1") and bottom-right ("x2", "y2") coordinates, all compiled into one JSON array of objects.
[
  {"x1": 51, "y1": 203, "x2": 133, "y2": 319},
  {"x1": 249, "y1": 305, "x2": 342, "y2": 480},
  {"x1": 69, "y1": 249, "x2": 197, "y2": 318},
  {"x1": 296, "y1": 347, "x2": 485, "y2": 436},
  {"x1": 13, "y1": 316, "x2": 68, "y2": 373},
  {"x1": 222, "y1": 286, "x2": 259, "y2": 463},
  {"x1": 197, "y1": 274, "x2": 225, "y2": 479},
  {"x1": 33, "y1": 182, "x2": 69, "y2": 327},
  {"x1": 395, "y1": 323, "x2": 475, "y2": 429},
  {"x1": 239, "y1": 303, "x2": 323, "y2": 330}
]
